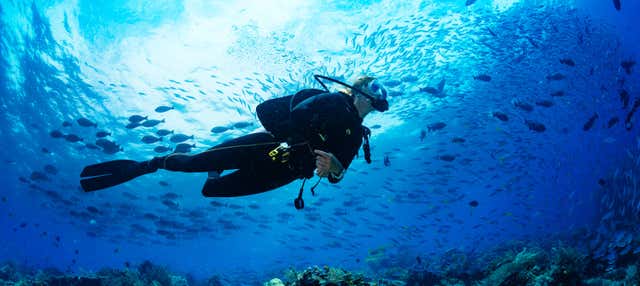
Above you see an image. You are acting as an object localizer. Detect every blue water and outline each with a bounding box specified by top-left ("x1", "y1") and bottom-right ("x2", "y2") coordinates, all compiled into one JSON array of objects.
[{"x1": 1, "y1": 0, "x2": 639, "y2": 283}]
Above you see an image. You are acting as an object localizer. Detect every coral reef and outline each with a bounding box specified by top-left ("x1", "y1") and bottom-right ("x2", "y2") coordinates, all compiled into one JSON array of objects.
[
  {"x1": 283, "y1": 265, "x2": 370, "y2": 286},
  {"x1": 0, "y1": 261, "x2": 185, "y2": 286},
  {"x1": 2, "y1": 243, "x2": 640, "y2": 286},
  {"x1": 590, "y1": 139, "x2": 640, "y2": 270}
]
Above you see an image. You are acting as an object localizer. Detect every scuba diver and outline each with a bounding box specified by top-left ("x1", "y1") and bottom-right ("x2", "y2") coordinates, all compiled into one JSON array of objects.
[{"x1": 79, "y1": 75, "x2": 388, "y2": 209}]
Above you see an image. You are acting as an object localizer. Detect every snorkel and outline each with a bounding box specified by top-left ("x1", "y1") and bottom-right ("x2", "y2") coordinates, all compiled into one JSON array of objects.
[{"x1": 313, "y1": 75, "x2": 389, "y2": 112}]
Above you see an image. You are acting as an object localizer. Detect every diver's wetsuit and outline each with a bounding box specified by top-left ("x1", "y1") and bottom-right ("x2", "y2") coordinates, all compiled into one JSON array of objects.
[{"x1": 154, "y1": 89, "x2": 364, "y2": 197}]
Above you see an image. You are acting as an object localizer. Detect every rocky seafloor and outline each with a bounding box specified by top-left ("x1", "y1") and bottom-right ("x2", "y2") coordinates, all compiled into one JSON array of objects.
[{"x1": 2, "y1": 244, "x2": 640, "y2": 286}]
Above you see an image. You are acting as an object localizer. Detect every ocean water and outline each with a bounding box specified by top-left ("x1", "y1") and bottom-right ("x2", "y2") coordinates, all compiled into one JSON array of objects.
[{"x1": 0, "y1": 0, "x2": 639, "y2": 284}]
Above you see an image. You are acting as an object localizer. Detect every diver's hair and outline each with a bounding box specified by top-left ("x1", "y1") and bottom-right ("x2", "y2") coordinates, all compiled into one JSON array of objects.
[{"x1": 349, "y1": 76, "x2": 376, "y2": 98}]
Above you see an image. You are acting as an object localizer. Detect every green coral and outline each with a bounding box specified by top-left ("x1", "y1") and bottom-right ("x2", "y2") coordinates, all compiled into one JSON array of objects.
[{"x1": 265, "y1": 277, "x2": 285, "y2": 286}]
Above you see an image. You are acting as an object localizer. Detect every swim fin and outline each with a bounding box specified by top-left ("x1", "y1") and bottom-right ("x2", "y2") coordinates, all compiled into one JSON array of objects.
[{"x1": 80, "y1": 160, "x2": 156, "y2": 192}]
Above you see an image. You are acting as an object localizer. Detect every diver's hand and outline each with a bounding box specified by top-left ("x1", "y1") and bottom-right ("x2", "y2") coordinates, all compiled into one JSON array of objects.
[{"x1": 314, "y1": 150, "x2": 343, "y2": 178}]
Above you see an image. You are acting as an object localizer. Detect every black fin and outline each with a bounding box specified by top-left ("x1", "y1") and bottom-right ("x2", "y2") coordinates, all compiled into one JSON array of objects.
[
  {"x1": 80, "y1": 160, "x2": 137, "y2": 177},
  {"x1": 80, "y1": 160, "x2": 150, "y2": 192}
]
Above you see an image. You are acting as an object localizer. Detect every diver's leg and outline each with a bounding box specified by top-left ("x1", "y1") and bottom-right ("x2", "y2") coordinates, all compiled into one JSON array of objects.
[
  {"x1": 150, "y1": 132, "x2": 279, "y2": 173},
  {"x1": 201, "y1": 165, "x2": 297, "y2": 197}
]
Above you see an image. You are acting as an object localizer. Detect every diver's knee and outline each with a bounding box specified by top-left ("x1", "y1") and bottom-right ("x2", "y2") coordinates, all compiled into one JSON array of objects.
[
  {"x1": 203, "y1": 177, "x2": 231, "y2": 197},
  {"x1": 201, "y1": 185, "x2": 216, "y2": 197}
]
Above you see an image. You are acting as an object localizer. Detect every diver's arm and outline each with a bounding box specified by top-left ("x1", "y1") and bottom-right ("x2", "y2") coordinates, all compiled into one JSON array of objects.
[
  {"x1": 327, "y1": 147, "x2": 356, "y2": 183},
  {"x1": 313, "y1": 150, "x2": 344, "y2": 179}
]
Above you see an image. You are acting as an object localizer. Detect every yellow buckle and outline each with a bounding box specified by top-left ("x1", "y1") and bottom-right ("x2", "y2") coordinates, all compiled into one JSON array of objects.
[
  {"x1": 268, "y1": 148, "x2": 280, "y2": 159},
  {"x1": 269, "y1": 144, "x2": 290, "y2": 163}
]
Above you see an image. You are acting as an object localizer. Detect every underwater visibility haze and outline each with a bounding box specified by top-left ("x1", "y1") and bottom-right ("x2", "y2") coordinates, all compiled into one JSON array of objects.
[{"x1": 1, "y1": 0, "x2": 640, "y2": 285}]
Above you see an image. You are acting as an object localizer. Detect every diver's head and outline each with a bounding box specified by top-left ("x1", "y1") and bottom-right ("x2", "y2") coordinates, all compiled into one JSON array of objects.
[{"x1": 351, "y1": 76, "x2": 389, "y2": 114}]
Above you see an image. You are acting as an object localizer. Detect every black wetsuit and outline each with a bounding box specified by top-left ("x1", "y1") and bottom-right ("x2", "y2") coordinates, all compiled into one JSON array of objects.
[{"x1": 154, "y1": 89, "x2": 364, "y2": 197}]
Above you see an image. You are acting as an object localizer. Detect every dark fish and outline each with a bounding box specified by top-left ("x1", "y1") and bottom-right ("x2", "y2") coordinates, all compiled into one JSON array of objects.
[
  {"x1": 155, "y1": 106, "x2": 174, "y2": 113},
  {"x1": 559, "y1": 58, "x2": 575, "y2": 67},
  {"x1": 96, "y1": 139, "x2": 122, "y2": 154},
  {"x1": 154, "y1": 146, "x2": 172, "y2": 153},
  {"x1": 513, "y1": 101, "x2": 533, "y2": 112},
  {"x1": 624, "y1": 99, "x2": 640, "y2": 131},
  {"x1": 546, "y1": 73, "x2": 566, "y2": 81},
  {"x1": 383, "y1": 80, "x2": 401, "y2": 87},
  {"x1": 64, "y1": 134, "x2": 83, "y2": 143},
  {"x1": 210, "y1": 201, "x2": 225, "y2": 207},
  {"x1": 210, "y1": 126, "x2": 230, "y2": 133},
  {"x1": 141, "y1": 119, "x2": 165, "y2": 127},
  {"x1": 452, "y1": 137, "x2": 466, "y2": 143},
  {"x1": 30, "y1": 171, "x2": 49, "y2": 182},
  {"x1": 95, "y1": 139, "x2": 114, "y2": 148},
  {"x1": 96, "y1": 131, "x2": 111, "y2": 138},
  {"x1": 174, "y1": 143, "x2": 195, "y2": 153},
  {"x1": 492, "y1": 112, "x2": 509, "y2": 121},
  {"x1": 525, "y1": 120, "x2": 546, "y2": 132},
  {"x1": 233, "y1": 121, "x2": 253, "y2": 129},
  {"x1": 419, "y1": 86, "x2": 439, "y2": 94},
  {"x1": 43, "y1": 164, "x2": 58, "y2": 175},
  {"x1": 401, "y1": 75, "x2": 418, "y2": 82},
  {"x1": 427, "y1": 122, "x2": 446, "y2": 131},
  {"x1": 77, "y1": 118, "x2": 97, "y2": 127},
  {"x1": 621, "y1": 60, "x2": 635, "y2": 74},
  {"x1": 535, "y1": 100, "x2": 554, "y2": 107},
  {"x1": 141, "y1": 135, "x2": 162, "y2": 144},
  {"x1": 465, "y1": 0, "x2": 476, "y2": 6},
  {"x1": 620, "y1": 90, "x2": 630, "y2": 109},
  {"x1": 162, "y1": 199, "x2": 179, "y2": 209},
  {"x1": 583, "y1": 113, "x2": 599, "y2": 131},
  {"x1": 170, "y1": 134, "x2": 194, "y2": 143},
  {"x1": 156, "y1": 129, "x2": 174, "y2": 136},
  {"x1": 384, "y1": 155, "x2": 391, "y2": 167},
  {"x1": 613, "y1": 0, "x2": 621, "y2": 11},
  {"x1": 125, "y1": 122, "x2": 141, "y2": 129},
  {"x1": 607, "y1": 117, "x2": 619, "y2": 128},
  {"x1": 50, "y1": 130, "x2": 64, "y2": 138},
  {"x1": 469, "y1": 200, "x2": 479, "y2": 207},
  {"x1": 487, "y1": 27, "x2": 497, "y2": 37},
  {"x1": 41, "y1": 148, "x2": 51, "y2": 154},
  {"x1": 370, "y1": 124, "x2": 381, "y2": 129},
  {"x1": 86, "y1": 206, "x2": 100, "y2": 214},
  {"x1": 526, "y1": 37, "x2": 539, "y2": 48},
  {"x1": 598, "y1": 178, "x2": 606, "y2": 187},
  {"x1": 551, "y1": 91, "x2": 565, "y2": 97},
  {"x1": 128, "y1": 115, "x2": 147, "y2": 123},
  {"x1": 143, "y1": 213, "x2": 159, "y2": 220},
  {"x1": 159, "y1": 181, "x2": 169, "y2": 187},
  {"x1": 473, "y1": 74, "x2": 491, "y2": 82},
  {"x1": 420, "y1": 130, "x2": 426, "y2": 142},
  {"x1": 439, "y1": 155, "x2": 456, "y2": 162},
  {"x1": 62, "y1": 121, "x2": 72, "y2": 127}
]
